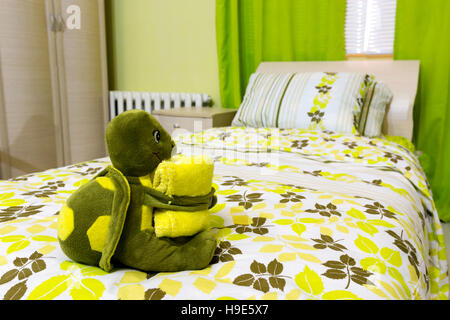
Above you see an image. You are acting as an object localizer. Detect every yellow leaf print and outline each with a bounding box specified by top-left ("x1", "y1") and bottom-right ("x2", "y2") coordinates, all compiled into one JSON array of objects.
[
  {"x1": 117, "y1": 284, "x2": 145, "y2": 300},
  {"x1": 367, "y1": 219, "x2": 396, "y2": 228},
  {"x1": 289, "y1": 243, "x2": 316, "y2": 250},
  {"x1": 356, "y1": 221, "x2": 378, "y2": 236},
  {"x1": 377, "y1": 280, "x2": 401, "y2": 299},
  {"x1": 380, "y1": 247, "x2": 402, "y2": 267},
  {"x1": 364, "y1": 284, "x2": 390, "y2": 299},
  {"x1": 217, "y1": 190, "x2": 238, "y2": 195},
  {"x1": 387, "y1": 267, "x2": 411, "y2": 298},
  {"x1": 215, "y1": 228, "x2": 232, "y2": 239},
  {"x1": 253, "y1": 236, "x2": 275, "y2": 242},
  {"x1": 1, "y1": 235, "x2": 26, "y2": 242},
  {"x1": 120, "y1": 271, "x2": 149, "y2": 284},
  {"x1": 158, "y1": 278, "x2": 182, "y2": 297},
  {"x1": 439, "y1": 284, "x2": 449, "y2": 296},
  {"x1": 209, "y1": 203, "x2": 226, "y2": 215},
  {"x1": 298, "y1": 218, "x2": 325, "y2": 224},
  {"x1": 27, "y1": 275, "x2": 72, "y2": 300},
  {"x1": 291, "y1": 223, "x2": 306, "y2": 237},
  {"x1": 278, "y1": 253, "x2": 297, "y2": 262},
  {"x1": 38, "y1": 245, "x2": 56, "y2": 255},
  {"x1": 70, "y1": 278, "x2": 105, "y2": 300},
  {"x1": 7, "y1": 240, "x2": 30, "y2": 254},
  {"x1": 286, "y1": 289, "x2": 301, "y2": 300},
  {"x1": 261, "y1": 292, "x2": 278, "y2": 300},
  {"x1": 0, "y1": 226, "x2": 17, "y2": 235},
  {"x1": 215, "y1": 261, "x2": 235, "y2": 279},
  {"x1": 0, "y1": 192, "x2": 13, "y2": 201},
  {"x1": 281, "y1": 235, "x2": 307, "y2": 242},
  {"x1": 360, "y1": 257, "x2": 386, "y2": 274},
  {"x1": 1, "y1": 235, "x2": 31, "y2": 254},
  {"x1": 354, "y1": 235, "x2": 379, "y2": 254},
  {"x1": 226, "y1": 234, "x2": 249, "y2": 241},
  {"x1": 320, "y1": 226, "x2": 333, "y2": 237},
  {"x1": 59, "y1": 261, "x2": 107, "y2": 277},
  {"x1": 322, "y1": 290, "x2": 362, "y2": 300},
  {"x1": 232, "y1": 215, "x2": 251, "y2": 225},
  {"x1": 29, "y1": 261, "x2": 108, "y2": 300},
  {"x1": 273, "y1": 219, "x2": 294, "y2": 225},
  {"x1": 281, "y1": 210, "x2": 296, "y2": 217},
  {"x1": 252, "y1": 203, "x2": 266, "y2": 210},
  {"x1": 194, "y1": 277, "x2": 216, "y2": 294},
  {"x1": 259, "y1": 244, "x2": 283, "y2": 253},
  {"x1": 27, "y1": 225, "x2": 46, "y2": 234},
  {"x1": 31, "y1": 235, "x2": 58, "y2": 242},
  {"x1": 336, "y1": 225, "x2": 349, "y2": 234},
  {"x1": 0, "y1": 192, "x2": 25, "y2": 207},
  {"x1": 408, "y1": 265, "x2": 419, "y2": 283},
  {"x1": 346, "y1": 208, "x2": 366, "y2": 220},
  {"x1": 295, "y1": 266, "x2": 324, "y2": 296},
  {"x1": 80, "y1": 266, "x2": 109, "y2": 277},
  {"x1": 296, "y1": 252, "x2": 321, "y2": 264}
]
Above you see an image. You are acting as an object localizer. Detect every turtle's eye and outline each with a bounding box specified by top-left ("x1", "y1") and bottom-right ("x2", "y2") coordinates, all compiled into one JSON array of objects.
[{"x1": 153, "y1": 130, "x2": 161, "y2": 144}]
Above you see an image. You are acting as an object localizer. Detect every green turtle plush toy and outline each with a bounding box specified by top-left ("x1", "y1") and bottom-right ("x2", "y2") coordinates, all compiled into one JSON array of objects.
[{"x1": 57, "y1": 110, "x2": 218, "y2": 272}]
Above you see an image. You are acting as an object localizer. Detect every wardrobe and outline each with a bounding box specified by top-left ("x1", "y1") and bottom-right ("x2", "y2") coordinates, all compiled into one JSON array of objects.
[{"x1": 0, "y1": 0, "x2": 109, "y2": 179}]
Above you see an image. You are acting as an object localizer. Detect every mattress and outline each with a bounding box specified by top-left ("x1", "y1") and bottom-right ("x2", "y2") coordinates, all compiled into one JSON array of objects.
[{"x1": 0, "y1": 127, "x2": 447, "y2": 300}]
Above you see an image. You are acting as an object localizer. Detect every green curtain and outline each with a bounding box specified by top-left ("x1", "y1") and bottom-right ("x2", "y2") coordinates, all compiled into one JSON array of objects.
[
  {"x1": 394, "y1": 0, "x2": 450, "y2": 222},
  {"x1": 216, "y1": 0, "x2": 346, "y2": 109}
]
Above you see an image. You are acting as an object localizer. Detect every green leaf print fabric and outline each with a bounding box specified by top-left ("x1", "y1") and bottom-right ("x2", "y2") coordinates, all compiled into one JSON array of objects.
[{"x1": 0, "y1": 128, "x2": 446, "y2": 300}]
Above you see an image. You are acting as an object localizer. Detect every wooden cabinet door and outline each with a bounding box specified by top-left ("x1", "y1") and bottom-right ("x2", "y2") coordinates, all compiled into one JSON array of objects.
[
  {"x1": 0, "y1": 0, "x2": 59, "y2": 178},
  {"x1": 53, "y1": 0, "x2": 109, "y2": 165}
]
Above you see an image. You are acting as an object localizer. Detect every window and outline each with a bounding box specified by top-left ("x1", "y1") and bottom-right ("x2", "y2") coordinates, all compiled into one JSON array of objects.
[{"x1": 345, "y1": 0, "x2": 397, "y2": 55}]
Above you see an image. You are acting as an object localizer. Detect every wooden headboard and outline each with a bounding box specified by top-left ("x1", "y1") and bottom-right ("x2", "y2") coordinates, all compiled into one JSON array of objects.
[{"x1": 256, "y1": 60, "x2": 420, "y2": 140}]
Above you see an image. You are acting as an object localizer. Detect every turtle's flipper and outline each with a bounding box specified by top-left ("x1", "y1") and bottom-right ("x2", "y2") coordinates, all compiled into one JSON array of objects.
[{"x1": 98, "y1": 166, "x2": 130, "y2": 272}]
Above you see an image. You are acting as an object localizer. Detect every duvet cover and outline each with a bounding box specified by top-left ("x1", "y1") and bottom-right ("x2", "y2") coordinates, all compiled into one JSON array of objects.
[{"x1": 0, "y1": 127, "x2": 447, "y2": 300}]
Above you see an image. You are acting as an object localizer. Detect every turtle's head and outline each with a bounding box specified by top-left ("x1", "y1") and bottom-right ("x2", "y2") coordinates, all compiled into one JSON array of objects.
[{"x1": 106, "y1": 110, "x2": 175, "y2": 176}]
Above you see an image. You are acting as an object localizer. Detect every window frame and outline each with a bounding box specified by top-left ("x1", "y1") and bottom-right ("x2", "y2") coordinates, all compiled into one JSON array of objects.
[{"x1": 345, "y1": 0, "x2": 397, "y2": 59}]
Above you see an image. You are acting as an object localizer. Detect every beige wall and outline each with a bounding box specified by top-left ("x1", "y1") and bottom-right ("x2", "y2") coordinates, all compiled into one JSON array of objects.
[{"x1": 106, "y1": 0, "x2": 221, "y2": 106}]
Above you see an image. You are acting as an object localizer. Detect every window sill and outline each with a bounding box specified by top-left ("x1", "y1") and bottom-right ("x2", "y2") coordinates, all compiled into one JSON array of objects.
[{"x1": 346, "y1": 54, "x2": 393, "y2": 60}]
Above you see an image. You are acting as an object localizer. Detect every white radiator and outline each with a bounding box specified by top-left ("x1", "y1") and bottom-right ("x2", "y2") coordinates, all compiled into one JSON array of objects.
[{"x1": 109, "y1": 91, "x2": 213, "y2": 120}]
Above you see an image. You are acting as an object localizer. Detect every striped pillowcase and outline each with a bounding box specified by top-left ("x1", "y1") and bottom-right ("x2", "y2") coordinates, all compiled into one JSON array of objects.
[
  {"x1": 231, "y1": 73, "x2": 295, "y2": 128},
  {"x1": 358, "y1": 81, "x2": 393, "y2": 137},
  {"x1": 232, "y1": 72, "x2": 374, "y2": 134}
]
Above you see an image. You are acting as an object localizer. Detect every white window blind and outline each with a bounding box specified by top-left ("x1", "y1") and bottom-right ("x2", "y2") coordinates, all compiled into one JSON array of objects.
[{"x1": 345, "y1": 0, "x2": 397, "y2": 55}]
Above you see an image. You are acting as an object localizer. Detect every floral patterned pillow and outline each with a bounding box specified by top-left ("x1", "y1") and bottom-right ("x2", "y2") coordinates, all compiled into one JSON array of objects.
[{"x1": 232, "y1": 72, "x2": 374, "y2": 134}]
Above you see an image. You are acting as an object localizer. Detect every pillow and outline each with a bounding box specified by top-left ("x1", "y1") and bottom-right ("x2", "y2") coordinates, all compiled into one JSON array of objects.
[
  {"x1": 358, "y1": 81, "x2": 393, "y2": 137},
  {"x1": 232, "y1": 72, "x2": 374, "y2": 134},
  {"x1": 231, "y1": 72, "x2": 295, "y2": 128}
]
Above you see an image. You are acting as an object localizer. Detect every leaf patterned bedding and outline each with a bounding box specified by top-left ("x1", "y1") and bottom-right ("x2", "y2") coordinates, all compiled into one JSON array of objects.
[{"x1": 0, "y1": 127, "x2": 447, "y2": 300}]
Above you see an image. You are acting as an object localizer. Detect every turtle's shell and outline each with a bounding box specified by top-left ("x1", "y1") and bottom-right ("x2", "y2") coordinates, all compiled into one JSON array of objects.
[{"x1": 57, "y1": 166, "x2": 130, "y2": 271}]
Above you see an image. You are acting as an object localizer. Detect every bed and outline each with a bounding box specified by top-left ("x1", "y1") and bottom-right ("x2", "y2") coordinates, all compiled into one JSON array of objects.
[{"x1": 0, "y1": 60, "x2": 447, "y2": 300}]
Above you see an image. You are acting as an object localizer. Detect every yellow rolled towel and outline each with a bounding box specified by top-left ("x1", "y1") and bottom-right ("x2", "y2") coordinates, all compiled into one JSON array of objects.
[
  {"x1": 152, "y1": 154, "x2": 215, "y2": 238},
  {"x1": 153, "y1": 155, "x2": 214, "y2": 197},
  {"x1": 154, "y1": 209, "x2": 210, "y2": 238}
]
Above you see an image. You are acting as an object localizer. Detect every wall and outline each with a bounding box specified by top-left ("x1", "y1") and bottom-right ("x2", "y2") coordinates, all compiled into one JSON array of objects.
[{"x1": 105, "y1": 0, "x2": 221, "y2": 106}]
